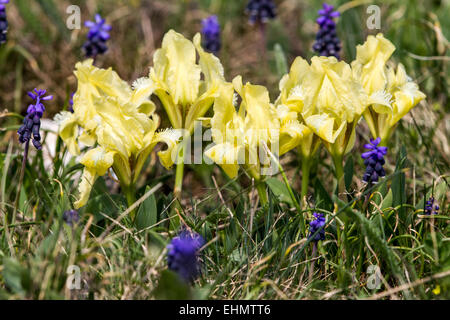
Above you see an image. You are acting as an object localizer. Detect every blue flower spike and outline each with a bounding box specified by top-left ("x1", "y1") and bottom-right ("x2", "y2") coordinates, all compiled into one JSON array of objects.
[
  {"x1": 309, "y1": 212, "x2": 326, "y2": 242},
  {"x1": 201, "y1": 15, "x2": 221, "y2": 55},
  {"x1": 0, "y1": 0, "x2": 10, "y2": 45},
  {"x1": 18, "y1": 89, "x2": 53, "y2": 150},
  {"x1": 167, "y1": 231, "x2": 205, "y2": 282},
  {"x1": 312, "y1": 3, "x2": 341, "y2": 59},
  {"x1": 245, "y1": 0, "x2": 276, "y2": 25},
  {"x1": 361, "y1": 137, "x2": 387, "y2": 183},
  {"x1": 424, "y1": 197, "x2": 439, "y2": 215},
  {"x1": 82, "y1": 14, "x2": 111, "y2": 59},
  {"x1": 63, "y1": 210, "x2": 80, "y2": 226}
]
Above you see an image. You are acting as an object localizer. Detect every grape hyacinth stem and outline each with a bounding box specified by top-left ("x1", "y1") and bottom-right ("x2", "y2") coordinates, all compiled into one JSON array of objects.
[
  {"x1": 256, "y1": 182, "x2": 268, "y2": 207},
  {"x1": 308, "y1": 242, "x2": 318, "y2": 283},
  {"x1": 13, "y1": 140, "x2": 29, "y2": 224},
  {"x1": 123, "y1": 183, "x2": 137, "y2": 221}
]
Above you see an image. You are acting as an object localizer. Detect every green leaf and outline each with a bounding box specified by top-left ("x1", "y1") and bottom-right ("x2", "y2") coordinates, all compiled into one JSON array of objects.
[
  {"x1": 154, "y1": 270, "x2": 191, "y2": 300},
  {"x1": 36, "y1": 0, "x2": 70, "y2": 40},
  {"x1": 392, "y1": 145, "x2": 407, "y2": 225},
  {"x1": 2, "y1": 258, "x2": 29, "y2": 297},
  {"x1": 380, "y1": 189, "x2": 393, "y2": 211},
  {"x1": 135, "y1": 187, "x2": 158, "y2": 231},
  {"x1": 314, "y1": 178, "x2": 333, "y2": 212},
  {"x1": 344, "y1": 155, "x2": 354, "y2": 190},
  {"x1": 15, "y1": 0, "x2": 50, "y2": 44},
  {"x1": 85, "y1": 193, "x2": 125, "y2": 223},
  {"x1": 266, "y1": 177, "x2": 294, "y2": 206}
]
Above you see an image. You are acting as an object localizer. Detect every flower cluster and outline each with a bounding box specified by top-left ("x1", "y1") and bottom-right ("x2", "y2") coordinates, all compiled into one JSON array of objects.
[
  {"x1": 167, "y1": 231, "x2": 204, "y2": 282},
  {"x1": 0, "y1": 0, "x2": 9, "y2": 45},
  {"x1": 56, "y1": 60, "x2": 180, "y2": 208},
  {"x1": 308, "y1": 212, "x2": 326, "y2": 241},
  {"x1": 351, "y1": 34, "x2": 426, "y2": 143},
  {"x1": 277, "y1": 55, "x2": 367, "y2": 160},
  {"x1": 361, "y1": 137, "x2": 387, "y2": 183},
  {"x1": 424, "y1": 197, "x2": 439, "y2": 215},
  {"x1": 82, "y1": 14, "x2": 111, "y2": 58},
  {"x1": 201, "y1": 15, "x2": 221, "y2": 55},
  {"x1": 55, "y1": 29, "x2": 425, "y2": 209},
  {"x1": 132, "y1": 30, "x2": 225, "y2": 153},
  {"x1": 18, "y1": 89, "x2": 53, "y2": 150},
  {"x1": 205, "y1": 76, "x2": 309, "y2": 180},
  {"x1": 245, "y1": 0, "x2": 276, "y2": 25},
  {"x1": 312, "y1": 3, "x2": 341, "y2": 59}
]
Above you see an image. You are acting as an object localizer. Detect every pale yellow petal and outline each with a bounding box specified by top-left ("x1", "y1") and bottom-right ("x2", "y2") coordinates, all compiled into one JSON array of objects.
[
  {"x1": 279, "y1": 121, "x2": 309, "y2": 155},
  {"x1": 74, "y1": 147, "x2": 115, "y2": 208},
  {"x1": 80, "y1": 146, "x2": 115, "y2": 176},
  {"x1": 193, "y1": 33, "x2": 224, "y2": 84},
  {"x1": 204, "y1": 143, "x2": 241, "y2": 179},
  {"x1": 54, "y1": 111, "x2": 80, "y2": 156},
  {"x1": 352, "y1": 33, "x2": 395, "y2": 94},
  {"x1": 210, "y1": 82, "x2": 236, "y2": 143},
  {"x1": 74, "y1": 167, "x2": 97, "y2": 209},
  {"x1": 153, "y1": 129, "x2": 184, "y2": 169},
  {"x1": 305, "y1": 114, "x2": 346, "y2": 143},
  {"x1": 162, "y1": 30, "x2": 201, "y2": 106}
]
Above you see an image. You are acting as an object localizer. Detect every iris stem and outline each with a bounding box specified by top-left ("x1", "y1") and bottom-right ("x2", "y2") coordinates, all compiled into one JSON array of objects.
[
  {"x1": 264, "y1": 144, "x2": 304, "y2": 232},
  {"x1": 174, "y1": 140, "x2": 186, "y2": 200},
  {"x1": 256, "y1": 182, "x2": 268, "y2": 207},
  {"x1": 300, "y1": 155, "x2": 312, "y2": 209},
  {"x1": 123, "y1": 184, "x2": 137, "y2": 221},
  {"x1": 13, "y1": 140, "x2": 29, "y2": 224},
  {"x1": 332, "y1": 154, "x2": 345, "y2": 198}
]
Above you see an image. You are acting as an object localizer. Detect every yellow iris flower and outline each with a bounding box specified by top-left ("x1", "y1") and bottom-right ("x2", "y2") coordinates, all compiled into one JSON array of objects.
[
  {"x1": 204, "y1": 76, "x2": 309, "y2": 181},
  {"x1": 351, "y1": 33, "x2": 426, "y2": 143},
  {"x1": 56, "y1": 59, "x2": 181, "y2": 208},
  {"x1": 278, "y1": 55, "x2": 367, "y2": 158},
  {"x1": 132, "y1": 29, "x2": 224, "y2": 134}
]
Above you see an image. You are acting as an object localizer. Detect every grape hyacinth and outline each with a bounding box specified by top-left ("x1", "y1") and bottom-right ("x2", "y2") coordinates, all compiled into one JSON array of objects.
[
  {"x1": 17, "y1": 89, "x2": 53, "y2": 150},
  {"x1": 201, "y1": 15, "x2": 221, "y2": 55},
  {"x1": 312, "y1": 3, "x2": 341, "y2": 59},
  {"x1": 0, "y1": 0, "x2": 9, "y2": 45},
  {"x1": 82, "y1": 14, "x2": 111, "y2": 59},
  {"x1": 245, "y1": 0, "x2": 276, "y2": 25},
  {"x1": 361, "y1": 137, "x2": 387, "y2": 183},
  {"x1": 424, "y1": 196, "x2": 439, "y2": 215},
  {"x1": 63, "y1": 210, "x2": 80, "y2": 226},
  {"x1": 308, "y1": 212, "x2": 326, "y2": 241},
  {"x1": 167, "y1": 231, "x2": 204, "y2": 282}
]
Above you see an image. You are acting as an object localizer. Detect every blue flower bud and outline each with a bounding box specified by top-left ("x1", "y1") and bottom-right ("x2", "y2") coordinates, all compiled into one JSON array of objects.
[
  {"x1": 308, "y1": 212, "x2": 326, "y2": 242},
  {"x1": 0, "y1": 0, "x2": 9, "y2": 45},
  {"x1": 167, "y1": 231, "x2": 204, "y2": 282},
  {"x1": 312, "y1": 3, "x2": 341, "y2": 59},
  {"x1": 82, "y1": 14, "x2": 111, "y2": 59},
  {"x1": 17, "y1": 88, "x2": 52, "y2": 150},
  {"x1": 361, "y1": 137, "x2": 387, "y2": 183},
  {"x1": 245, "y1": 0, "x2": 276, "y2": 25},
  {"x1": 201, "y1": 15, "x2": 221, "y2": 55}
]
